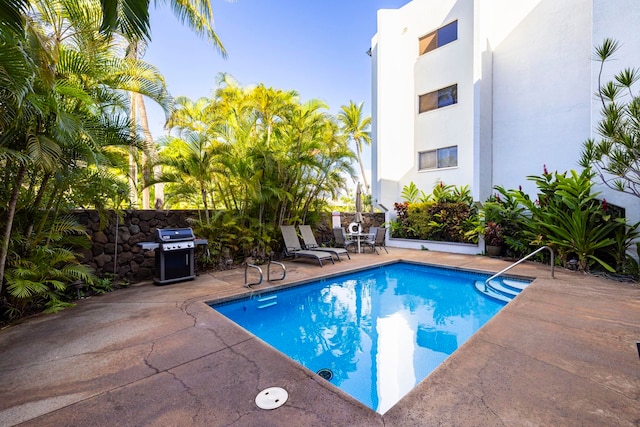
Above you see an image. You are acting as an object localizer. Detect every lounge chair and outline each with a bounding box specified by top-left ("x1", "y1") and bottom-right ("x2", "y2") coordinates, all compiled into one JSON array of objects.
[
  {"x1": 332, "y1": 227, "x2": 358, "y2": 253},
  {"x1": 280, "y1": 225, "x2": 335, "y2": 266},
  {"x1": 298, "y1": 225, "x2": 350, "y2": 261}
]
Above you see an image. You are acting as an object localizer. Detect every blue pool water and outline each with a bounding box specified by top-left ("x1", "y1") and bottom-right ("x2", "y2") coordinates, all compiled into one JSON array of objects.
[{"x1": 212, "y1": 262, "x2": 529, "y2": 413}]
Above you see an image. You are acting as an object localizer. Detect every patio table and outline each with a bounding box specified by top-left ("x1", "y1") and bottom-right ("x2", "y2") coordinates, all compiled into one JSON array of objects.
[{"x1": 348, "y1": 232, "x2": 375, "y2": 254}]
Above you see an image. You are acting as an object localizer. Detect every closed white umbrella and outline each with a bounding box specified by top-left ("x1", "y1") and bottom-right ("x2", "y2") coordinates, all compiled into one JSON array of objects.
[{"x1": 355, "y1": 182, "x2": 363, "y2": 224}]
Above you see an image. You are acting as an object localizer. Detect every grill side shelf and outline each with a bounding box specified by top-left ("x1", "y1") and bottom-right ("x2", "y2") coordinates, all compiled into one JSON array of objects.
[{"x1": 138, "y1": 242, "x2": 160, "y2": 250}]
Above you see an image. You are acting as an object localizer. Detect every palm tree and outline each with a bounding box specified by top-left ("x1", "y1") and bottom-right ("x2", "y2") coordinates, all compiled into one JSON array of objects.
[
  {"x1": 0, "y1": 0, "x2": 170, "y2": 294},
  {"x1": 275, "y1": 100, "x2": 355, "y2": 225},
  {"x1": 1, "y1": 0, "x2": 226, "y2": 54},
  {"x1": 250, "y1": 83, "x2": 298, "y2": 146},
  {"x1": 121, "y1": 0, "x2": 227, "y2": 208},
  {"x1": 166, "y1": 96, "x2": 217, "y2": 135},
  {"x1": 338, "y1": 101, "x2": 372, "y2": 194},
  {"x1": 102, "y1": 0, "x2": 227, "y2": 55},
  {"x1": 136, "y1": 91, "x2": 165, "y2": 208},
  {"x1": 124, "y1": 52, "x2": 170, "y2": 209},
  {"x1": 155, "y1": 79, "x2": 356, "y2": 256},
  {"x1": 155, "y1": 130, "x2": 231, "y2": 222}
]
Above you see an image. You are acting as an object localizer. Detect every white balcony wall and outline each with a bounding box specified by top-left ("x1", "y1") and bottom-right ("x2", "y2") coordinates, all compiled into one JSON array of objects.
[
  {"x1": 491, "y1": 0, "x2": 592, "y2": 196},
  {"x1": 373, "y1": 0, "x2": 640, "y2": 240},
  {"x1": 371, "y1": 8, "x2": 413, "y2": 210},
  {"x1": 373, "y1": 0, "x2": 474, "y2": 210},
  {"x1": 414, "y1": 1, "x2": 475, "y2": 193}
]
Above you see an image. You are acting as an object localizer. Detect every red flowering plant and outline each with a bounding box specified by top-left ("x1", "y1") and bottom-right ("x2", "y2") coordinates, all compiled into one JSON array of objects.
[
  {"x1": 471, "y1": 186, "x2": 529, "y2": 256},
  {"x1": 484, "y1": 221, "x2": 504, "y2": 246}
]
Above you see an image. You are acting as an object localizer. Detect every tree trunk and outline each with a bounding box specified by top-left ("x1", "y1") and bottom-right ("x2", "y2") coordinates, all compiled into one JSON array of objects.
[
  {"x1": 200, "y1": 185, "x2": 210, "y2": 223},
  {"x1": 24, "y1": 172, "x2": 51, "y2": 242},
  {"x1": 128, "y1": 39, "x2": 165, "y2": 209},
  {"x1": 154, "y1": 169, "x2": 164, "y2": 209},
  {"x1": 0, "y1": 164, "x2": 27, "y2": 295},
  {"x1": 356, "y1": 142, "x2": 370, "y2": 195},
  {"x1": 136, "y1": 93, "x2": 152, "y2": 209},
  {"x1": 129, "y1": 92, "x2": 139, "y2": 207},
  {"x1": 141, "y1": 151, "x2": 150, "y2": 208},
  {"x1": 135, "y1": 92, "x2": 164, "y2": 209}
]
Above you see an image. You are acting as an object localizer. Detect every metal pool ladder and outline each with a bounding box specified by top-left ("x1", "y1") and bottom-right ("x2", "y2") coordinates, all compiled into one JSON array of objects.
[{"x1": 245, "y1": 259, "x2": 286, "y2": 287}]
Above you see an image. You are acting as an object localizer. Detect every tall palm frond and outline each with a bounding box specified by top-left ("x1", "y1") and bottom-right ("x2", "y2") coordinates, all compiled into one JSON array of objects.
[
  {"x1": 99, "y1": 0, "x2": 151, "y2": 41},
  {"x1": 337, "y1": 100, "x2": 372, "y2": 194},
  {"x1": 98, "y1": 0, "x2": 227, "y2": 54},
  {"x1": 0, "y1": 0, "x2": 29, "y2": 35}
]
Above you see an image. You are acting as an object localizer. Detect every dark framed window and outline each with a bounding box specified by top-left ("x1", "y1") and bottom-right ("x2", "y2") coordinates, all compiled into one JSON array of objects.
[
  {"x1": 418, "y1": 84, "x2": 457, "y2": 113},
  {"x1": 419, "y1": 20, "x2": 458, "y2": 55},
  {"x1": 418, "y1": 146, "x2": 458, "y2": 171}
]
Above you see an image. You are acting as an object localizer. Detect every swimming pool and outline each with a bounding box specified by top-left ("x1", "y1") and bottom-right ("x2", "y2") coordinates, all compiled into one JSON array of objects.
[{"x1": 211, "y1": 262, "x2": 530, "y2": 413}]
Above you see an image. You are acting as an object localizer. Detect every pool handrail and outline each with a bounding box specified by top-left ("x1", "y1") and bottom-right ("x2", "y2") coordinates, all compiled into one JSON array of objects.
[
  {"x1": 245, "y1": 259, "x2": 286, "y2": 287},
  {"x1": 267, "y1": 260, "x2": 286, "y2": 282},
  {"x1": 244, "y1": 263, "x2": 263, "y2": 287},
  {"x1": 484, "y1": 246, "x2": 554, "y2": 292}
]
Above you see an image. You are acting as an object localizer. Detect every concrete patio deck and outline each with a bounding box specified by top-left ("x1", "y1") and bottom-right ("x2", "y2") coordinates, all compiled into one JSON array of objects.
[{"x1": 0, "y1": 248, "x2": 638, "y2": 426}]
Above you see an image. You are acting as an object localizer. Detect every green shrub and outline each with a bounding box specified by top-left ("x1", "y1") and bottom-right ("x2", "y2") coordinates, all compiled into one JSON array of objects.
[
  {"x1": 508, "y1": 168, "x2": 630, "y2": 272},
  {"x1": 404, "y1": 202, "x2": 474, "y2": 243},
  {"x1": 2, "y1": 215, "x2": 97, "y2": 324},
  {"x1": 481, "y1": 187, "x2": 529, "y2": 258},
  {"x1": 391, "y1": 182, "x2": 478, "y2": 243}
]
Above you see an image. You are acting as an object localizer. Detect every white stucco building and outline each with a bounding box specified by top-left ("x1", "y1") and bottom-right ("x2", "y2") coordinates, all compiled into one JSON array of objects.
[{"x1": 371, "y1": 0, "x2": 640, "y2": 235}]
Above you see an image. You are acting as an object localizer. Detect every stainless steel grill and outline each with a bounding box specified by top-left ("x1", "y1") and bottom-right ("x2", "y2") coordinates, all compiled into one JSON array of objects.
[{"x1": 138, "y1": 227, "x2": 207, "y2": 285}]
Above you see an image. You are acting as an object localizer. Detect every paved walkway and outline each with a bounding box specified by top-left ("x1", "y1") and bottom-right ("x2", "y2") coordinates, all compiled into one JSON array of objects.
[{"x1": 0, "y1": 249, "x2": 638, "y2": 426}]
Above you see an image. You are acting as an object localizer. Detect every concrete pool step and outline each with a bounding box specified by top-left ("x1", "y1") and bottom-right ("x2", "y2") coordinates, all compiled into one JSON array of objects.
[
  {"x1": 487, "y1": 280, "x2": 521, "y2": 297},
  {"x1": 501, "y1": 278, "x2": 530, "y2": 291},
  {"x1": 474, "y1": 280, "x2": 519, "y2": 303}
]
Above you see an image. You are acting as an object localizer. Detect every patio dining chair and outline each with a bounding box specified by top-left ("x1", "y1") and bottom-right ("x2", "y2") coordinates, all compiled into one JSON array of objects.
[
  {"x1": 355, "y1": 226, "x2": 377, "y2": 253},
  {"x1": 364, "y1": 227, "x2": 378, "y2": 245},
  {"x1": 372, "y1": 227, "x2": 389, "y2": 254},
  {"x1": 332, "y1": 227, "x2": 358, "y2": 253}
]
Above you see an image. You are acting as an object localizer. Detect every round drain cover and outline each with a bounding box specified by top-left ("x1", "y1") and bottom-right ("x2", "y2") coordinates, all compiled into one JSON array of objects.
[
  {"x1": 255, "y1": 387, "x2": 288, "y2": 410},
  {"x1": 316, "y1": 368, "x2": 333, "y2": 381}
]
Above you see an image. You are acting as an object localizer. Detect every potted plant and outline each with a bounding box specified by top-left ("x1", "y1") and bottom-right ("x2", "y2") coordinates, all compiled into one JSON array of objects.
[{"x1": 484, "y1": 221, "x2": 504, "y2": 256}]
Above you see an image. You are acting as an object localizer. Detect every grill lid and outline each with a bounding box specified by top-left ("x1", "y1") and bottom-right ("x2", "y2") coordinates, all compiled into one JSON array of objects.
[{"x1": 155, "y1": 227, "x2": 195, "y2": 242}]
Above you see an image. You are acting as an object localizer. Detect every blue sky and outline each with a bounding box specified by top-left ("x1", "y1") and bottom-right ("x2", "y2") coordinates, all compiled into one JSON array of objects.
[{"x1": 143, "y1": 0, "x2": 410, "y2": 176}]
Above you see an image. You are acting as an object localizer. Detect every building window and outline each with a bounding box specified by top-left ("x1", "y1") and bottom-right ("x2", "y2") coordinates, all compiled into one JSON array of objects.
[
  {"x1": 418, "y1": 84, "x2": 457, "y2": 113},
  {"x1": 419, "y1": 20, "x2": 457, "y2": 55},
  {"x1": 419, "y1": 146, "x2": 458, "y2": 170}
]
